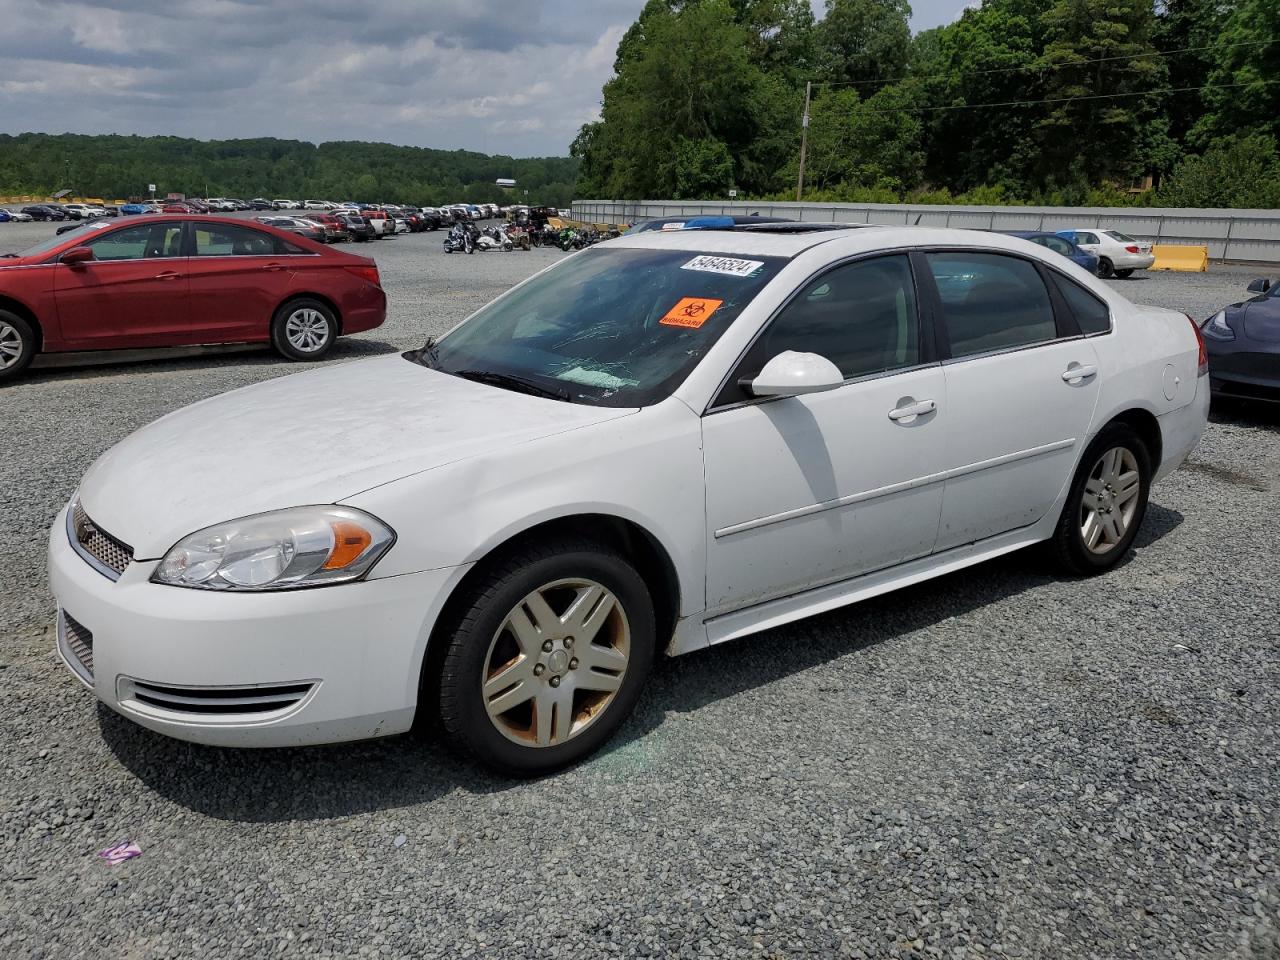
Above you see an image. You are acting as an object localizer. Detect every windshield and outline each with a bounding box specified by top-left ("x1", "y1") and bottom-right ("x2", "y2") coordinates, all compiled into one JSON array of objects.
[
  {"x1": 1104, "y1": 230, "x2": 1137, "y2": 243},
  {"x1": 416, "y1": 246, "x2": 785, "y2": 406}
]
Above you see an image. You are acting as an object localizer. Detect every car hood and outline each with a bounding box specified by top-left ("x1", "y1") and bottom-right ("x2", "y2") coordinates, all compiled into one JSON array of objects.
[{"x1": 77, "y1": 354, "x2": 635, "y2": 558}]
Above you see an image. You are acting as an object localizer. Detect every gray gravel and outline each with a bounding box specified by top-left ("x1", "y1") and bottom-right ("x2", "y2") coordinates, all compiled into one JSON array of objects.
[{"x1": 1, "y1": 219, "x2": 1277, "y2": 959}]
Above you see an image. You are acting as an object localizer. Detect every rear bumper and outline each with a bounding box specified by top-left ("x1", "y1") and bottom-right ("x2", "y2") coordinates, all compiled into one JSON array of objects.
[
  {"x1": 1155, "y1": 375, "x2": 1210, "y2": 483},
  {"x1": 1112, "y1": 253, "x2": 1155, "y2": 270}
]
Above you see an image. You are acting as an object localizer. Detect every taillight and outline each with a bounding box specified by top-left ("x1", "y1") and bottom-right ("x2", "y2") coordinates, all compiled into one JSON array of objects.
[
  {"x1": 345, "y1": 265, "x2": 381, "y2": 286},
  {"x1": 1125, "y1": 245, "x2": 1140, "y2": 254},
  {"x1": 1186, "y1": 314, "x2": 1208, "y2": 376}
]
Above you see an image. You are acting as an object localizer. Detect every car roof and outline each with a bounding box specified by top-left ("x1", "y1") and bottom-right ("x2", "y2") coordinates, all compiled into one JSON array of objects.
[{"x1": 607, "y1": 224, "x2": 1088, "y2": 262}]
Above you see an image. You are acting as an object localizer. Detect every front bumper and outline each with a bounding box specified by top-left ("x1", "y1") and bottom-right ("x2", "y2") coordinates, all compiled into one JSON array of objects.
[{"x1": 49, "y1": 505, "x2": 466, "y2": 747}]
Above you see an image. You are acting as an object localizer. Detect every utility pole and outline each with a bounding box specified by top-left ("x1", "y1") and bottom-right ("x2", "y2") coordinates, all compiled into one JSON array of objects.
[{"x1": 795, "y1": 81, "x2": 811, "y2": 202}]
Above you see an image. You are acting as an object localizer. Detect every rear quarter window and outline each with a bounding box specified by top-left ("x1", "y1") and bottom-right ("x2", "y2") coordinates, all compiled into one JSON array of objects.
[{"x1": 1051, "y1": 273, "x2": 1111, "y2": 335}]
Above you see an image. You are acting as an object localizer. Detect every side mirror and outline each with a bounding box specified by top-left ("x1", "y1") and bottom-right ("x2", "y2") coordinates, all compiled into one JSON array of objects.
[
  {"x1": 61, "y1": 246, "x2": 94, "y2": 266},
  {"x1": 743, "y1": 351, "x2": 844, "y2": 398},
  {"x1": 1246, "y1": 278, "x2": 1272, "y2": 294}
]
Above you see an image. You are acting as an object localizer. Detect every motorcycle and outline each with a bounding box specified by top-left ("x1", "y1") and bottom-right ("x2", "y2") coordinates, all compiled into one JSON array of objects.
[
  {"x1": 558, "y1": 227, "x2": 583, "y2": 251},
  {"x1": 443, "y1": 222, "x2": 478, "y2": 254},
  {"x1": 475, "y1": 225, "x2": 514, "y2": 252}
]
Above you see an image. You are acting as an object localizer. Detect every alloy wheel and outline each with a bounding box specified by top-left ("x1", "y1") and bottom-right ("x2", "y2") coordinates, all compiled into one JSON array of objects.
[
  {"x1": 1079, "y1": 446, "x2": 1141, "y2": 554},
  {"x1": 481, "y1": 578, "x2": 630, "y2": 748},
  {"x1": 283, "y1": 308, "x2": 330, "y2": 353},
  {"x1": 0, "y1": 321, "x2": 23, "y2": 369}
]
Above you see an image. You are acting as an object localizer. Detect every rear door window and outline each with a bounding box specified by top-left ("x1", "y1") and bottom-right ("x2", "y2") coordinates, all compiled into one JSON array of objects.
[
  {"x1": 926, "y1": 252, "x2": 1057, "y2": 358},
  {"x1": 194, "y1": 223, "x2": 282, "y2": 257}
]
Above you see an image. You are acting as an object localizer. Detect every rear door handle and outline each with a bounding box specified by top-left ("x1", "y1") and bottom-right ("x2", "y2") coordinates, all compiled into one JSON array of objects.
[
  {"x1": 1062, "y1": 363, "x2": 1098, "y2": 383},
  {"x1": 888, "y1": 398, "x2": 937, "y2": 422},
  {"x1": 154, "y1": 271, "x2": 183, "y2": 280}
]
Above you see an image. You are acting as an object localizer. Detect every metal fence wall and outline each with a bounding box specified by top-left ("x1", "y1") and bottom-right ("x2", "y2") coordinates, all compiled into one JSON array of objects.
[{"x1": 572, "y1": 199, "x2": 1280, "y2": 264}]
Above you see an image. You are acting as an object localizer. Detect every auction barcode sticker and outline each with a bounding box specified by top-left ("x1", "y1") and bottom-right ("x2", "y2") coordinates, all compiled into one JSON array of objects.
[{"x1": 681, "y1": 255, "x2": 764, "y2": 277}]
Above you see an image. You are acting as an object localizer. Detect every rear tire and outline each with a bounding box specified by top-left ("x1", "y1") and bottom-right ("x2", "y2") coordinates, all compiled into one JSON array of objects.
[
  {"x1": 270, "y1": 298, "x2": 337, "y2": 362},
  {"x1": 1097, "y1": 258, "x2": 1115, "y2": 279},
  {"x1": 434, "y1": 537, "x2": 656, "y2": 776},
  {"x1": 0, "y1": 310, "x2": 36, "y2": 384},
  {"x1": 1115, "y1": 269, "x2": 1134, "y2": 278},
  {"x1": 1048, "y1": 422, "x2": 1151, "y2": 576}
]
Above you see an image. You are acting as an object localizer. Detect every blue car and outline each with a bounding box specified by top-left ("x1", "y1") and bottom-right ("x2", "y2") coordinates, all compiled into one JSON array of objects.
[
  {"x1": 119, "y1": 203, "x2": 150, "y2": 216},
  {"x1": 0, "y1": 209, "x2": 10, "y2": 222},
  {"x1": 1202, "y1": 276, "x2": 1280, "y2": 404},
  {"x1": 1001, "y1": 231, "x2": 1099, "y2": 274}
]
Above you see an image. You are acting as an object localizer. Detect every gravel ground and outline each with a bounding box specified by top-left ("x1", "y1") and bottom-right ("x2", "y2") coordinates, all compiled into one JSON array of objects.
[{"x1": 1, "y1": 218, "x2": 1277, "y2": 959}]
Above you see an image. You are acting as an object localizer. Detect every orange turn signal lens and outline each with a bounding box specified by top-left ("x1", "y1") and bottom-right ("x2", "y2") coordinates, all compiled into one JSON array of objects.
[{"x1": 323, "y1": 521, "x2": 373, "y2": 570}]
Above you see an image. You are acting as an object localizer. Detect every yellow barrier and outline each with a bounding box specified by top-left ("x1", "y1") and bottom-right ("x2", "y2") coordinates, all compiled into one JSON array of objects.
[{"x1": 1152, "y1": 244, "x2": 1208, "y2": 272}]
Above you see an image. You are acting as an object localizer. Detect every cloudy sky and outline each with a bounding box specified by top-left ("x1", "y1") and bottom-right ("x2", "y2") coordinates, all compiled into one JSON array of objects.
[{"x1": 0, "y1": 0, "x2": 971, "y2": 158}]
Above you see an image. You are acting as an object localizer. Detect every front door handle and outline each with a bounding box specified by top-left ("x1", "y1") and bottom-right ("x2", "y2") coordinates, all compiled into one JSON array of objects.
[
  {"x1": 1062, "y1": 363, "x2": 1098, "y2": 384},
  {"x1": 261, "y1": 263, "x2": 285, "y2": 272},
  {"x1": 888, "y1": 398, "x2": 937, "y2": 423},
  {"x1": 153, "y1": 271, "x2": 183, "y2": 281}
]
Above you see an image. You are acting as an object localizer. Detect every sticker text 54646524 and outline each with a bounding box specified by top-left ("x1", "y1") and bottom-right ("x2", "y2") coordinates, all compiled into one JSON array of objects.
[
  {"x1": 681, "y1": 256, "x2": 764, "y2": 278},
  {"x1": 659, "y1": 297, "x2": 724, "y2": 329}
]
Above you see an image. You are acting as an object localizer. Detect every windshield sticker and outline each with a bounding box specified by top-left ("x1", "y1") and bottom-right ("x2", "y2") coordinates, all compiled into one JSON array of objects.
[
  {"x1": 660, "y1": 222, "x2": 686, "y2": 231},
  {"x1": 660, "y1": 297, "x2": 723, "y2": 329},
  {"x1": 681, "y1": 255, "x2": 764, "y2": 278}
]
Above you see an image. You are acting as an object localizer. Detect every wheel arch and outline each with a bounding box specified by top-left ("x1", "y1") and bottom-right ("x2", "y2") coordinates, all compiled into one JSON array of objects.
[
  {"x1": 1104, "y1": 407, "x2": 1163, "y2": 470},
  {"x1": 274, "y1": 292, "x2": 343, "y2": 335},
  {"x1": 0, "y1": 295, "x2": 44, "y2": 351},
  {"x1": 418, "y1": 512, "x2": 682, "y2": 703}
]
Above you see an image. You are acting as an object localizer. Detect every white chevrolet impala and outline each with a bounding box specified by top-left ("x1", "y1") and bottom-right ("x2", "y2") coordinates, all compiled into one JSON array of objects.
[{"x1": 49, "y1": 224, "x2": 1208, "y2": 774}]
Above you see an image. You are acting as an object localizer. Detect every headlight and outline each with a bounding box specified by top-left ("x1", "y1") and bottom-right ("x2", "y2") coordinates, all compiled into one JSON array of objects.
[
  {"x1": 152, "y1": 506, "x2": 394, "y2": 591},
  {"x1": 1201, "y1": 310, "x2": 1235, "y2": 341}
]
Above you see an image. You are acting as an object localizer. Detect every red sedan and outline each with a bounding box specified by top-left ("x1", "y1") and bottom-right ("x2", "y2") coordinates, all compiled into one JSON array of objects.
[{"x1": 0, "y1": 216, "x2": 385, "y2": 381}]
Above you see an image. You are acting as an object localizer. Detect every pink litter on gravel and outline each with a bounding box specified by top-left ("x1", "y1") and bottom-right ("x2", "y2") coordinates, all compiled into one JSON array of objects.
[{"x1": 97, "y1": 841, "x2": 141, "y2": 865}]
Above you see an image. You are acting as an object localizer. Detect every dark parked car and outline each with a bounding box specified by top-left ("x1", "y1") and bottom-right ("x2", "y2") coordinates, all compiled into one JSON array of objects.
[
  {"x1": 250, "y1": 198, "x2": 274, "y2": 210},
  {"x1": 0, "y1": 215, "x2": 386, "y2": 382},
  {"x1": 1201, "y1": 277, "x2": 1280, "y2": 404},
  {"x1": 22, "y1": 205, "x2": 66, "y2": 221},
  {"x1": 335, "y1": 214, "x2": 375, "y2": 242},
  {"x1": 1000, "y1": 231, "x2": 1099, "y2": 274}
]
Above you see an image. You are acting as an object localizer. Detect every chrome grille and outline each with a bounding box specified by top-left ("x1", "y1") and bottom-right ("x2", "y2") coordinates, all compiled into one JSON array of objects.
[
  {"x1": 69, "y1": 501, "x2": 133, "y2": 579},
  {"x1": 121, "y1": 679, "x2": 316, "y2": 717},
  {"x1": 58, "y1": 610, "x2": 94, "y2": 684}
]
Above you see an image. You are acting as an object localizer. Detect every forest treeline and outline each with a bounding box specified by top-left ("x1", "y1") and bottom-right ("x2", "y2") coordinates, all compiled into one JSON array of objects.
[
  {"x1": 572, "y1": 0, "x2": 1280, "y2": 208},
  {"x1": 0, "y1": 133, "x2": 580, "y2": 208}
]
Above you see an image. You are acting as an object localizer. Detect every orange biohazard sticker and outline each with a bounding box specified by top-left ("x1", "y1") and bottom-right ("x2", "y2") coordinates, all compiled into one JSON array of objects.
[{"x1": 659, "y1": 297, "x2": 723, "y2": 329}]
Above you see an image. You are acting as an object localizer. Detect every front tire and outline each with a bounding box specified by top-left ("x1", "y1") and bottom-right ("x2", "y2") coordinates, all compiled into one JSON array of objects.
[
  {"x1": 1097, "y1": 257, "x2": 1115, "y2": 279},
  {"x1": 435, "y1": 538, "x2": 656, "y2": 776},
  {"x1": 0, "y1": 310, "x2": 36, "y2": 383},
  {"x1": 1048, "y1": 423, "x2": 1151, "y2": 575},
  {"x1": 270, "y1": 298, "x2": 337, "y2": 361}
]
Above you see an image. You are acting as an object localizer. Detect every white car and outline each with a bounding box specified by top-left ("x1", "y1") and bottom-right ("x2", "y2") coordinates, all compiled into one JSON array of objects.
[
  {"x1": 303, "y1": 200, "x2": 333, "y2": 211},
  {"x1": 62, "y1": 203, "x2": 108, "y2": 220},
  {"x1": 49, "y1": 225, "x2": 1208, "y2": 774},
  {"x1": 5, "y1": 210, "x2": 34, "y2": 222},
  {"x1": 1057, "y1": 228, "x2": 1155, "y2": 279}
]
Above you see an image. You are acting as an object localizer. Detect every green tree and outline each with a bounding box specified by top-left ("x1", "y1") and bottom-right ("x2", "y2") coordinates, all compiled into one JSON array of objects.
[
  {"x1": 814, "y1": 0, "x2": 912, "y2": 86},
  {"x1": 1190, "y1": 0, "x2": 1280, "y2": 146},
  {"x1": 1156, "y1": 134, "x2": 1280, "y2": 208},
  {"x1": 1032, "y1": 0, "x2": 1165, "y2": 192}
]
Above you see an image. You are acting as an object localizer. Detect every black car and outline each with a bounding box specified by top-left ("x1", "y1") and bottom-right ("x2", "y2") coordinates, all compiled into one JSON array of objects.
[
  {"x1": 336, "y1": 213, "x2": 376, "y2": 242},
  {"x1": 249, "y1": 198, "x2": 274, "y2": 210},
  {"x1": 21, "y1": 205, "x2": 66, "y2": 221},
  {"x1": 1202, "y1": 276, "x2": 1280, "y2": 404}
]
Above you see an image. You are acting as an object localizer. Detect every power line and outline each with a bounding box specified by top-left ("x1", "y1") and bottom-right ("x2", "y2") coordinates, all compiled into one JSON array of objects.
[
  {"x1": 848, "y1": 79, "x2": 1280, "y2": 115},
  {"x1": 811, "y1": 37, "x2": 1278, "y2": 90}
]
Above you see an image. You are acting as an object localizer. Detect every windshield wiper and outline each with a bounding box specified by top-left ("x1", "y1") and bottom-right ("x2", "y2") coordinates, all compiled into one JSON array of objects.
[
  {"x1": 455, "y1": 369, "x2": 572, "y2": 402},
  {"x1": 1, "y1": 253, "x2": 17, "y2": 258}
]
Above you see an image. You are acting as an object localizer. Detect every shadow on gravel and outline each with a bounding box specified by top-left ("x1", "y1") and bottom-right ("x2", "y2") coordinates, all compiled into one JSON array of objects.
[
  {"x1": 1209, "y1": 398, "x2": 1280, "y2": 430},
  {"x1": 21, "y1": 337, "x2": 400, "y2": 385},
  {"x1": 101, "y1": 503, "x2": 1184, "y2": 823}
]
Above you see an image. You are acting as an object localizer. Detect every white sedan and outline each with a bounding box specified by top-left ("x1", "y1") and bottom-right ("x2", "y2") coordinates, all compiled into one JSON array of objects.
[
  {"x1": 49, "y1": 225, "x2": 1208, "y2": 774},
  {"x1": 1056, "y1": 228, "x2": 1156, "y2": 279}
]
